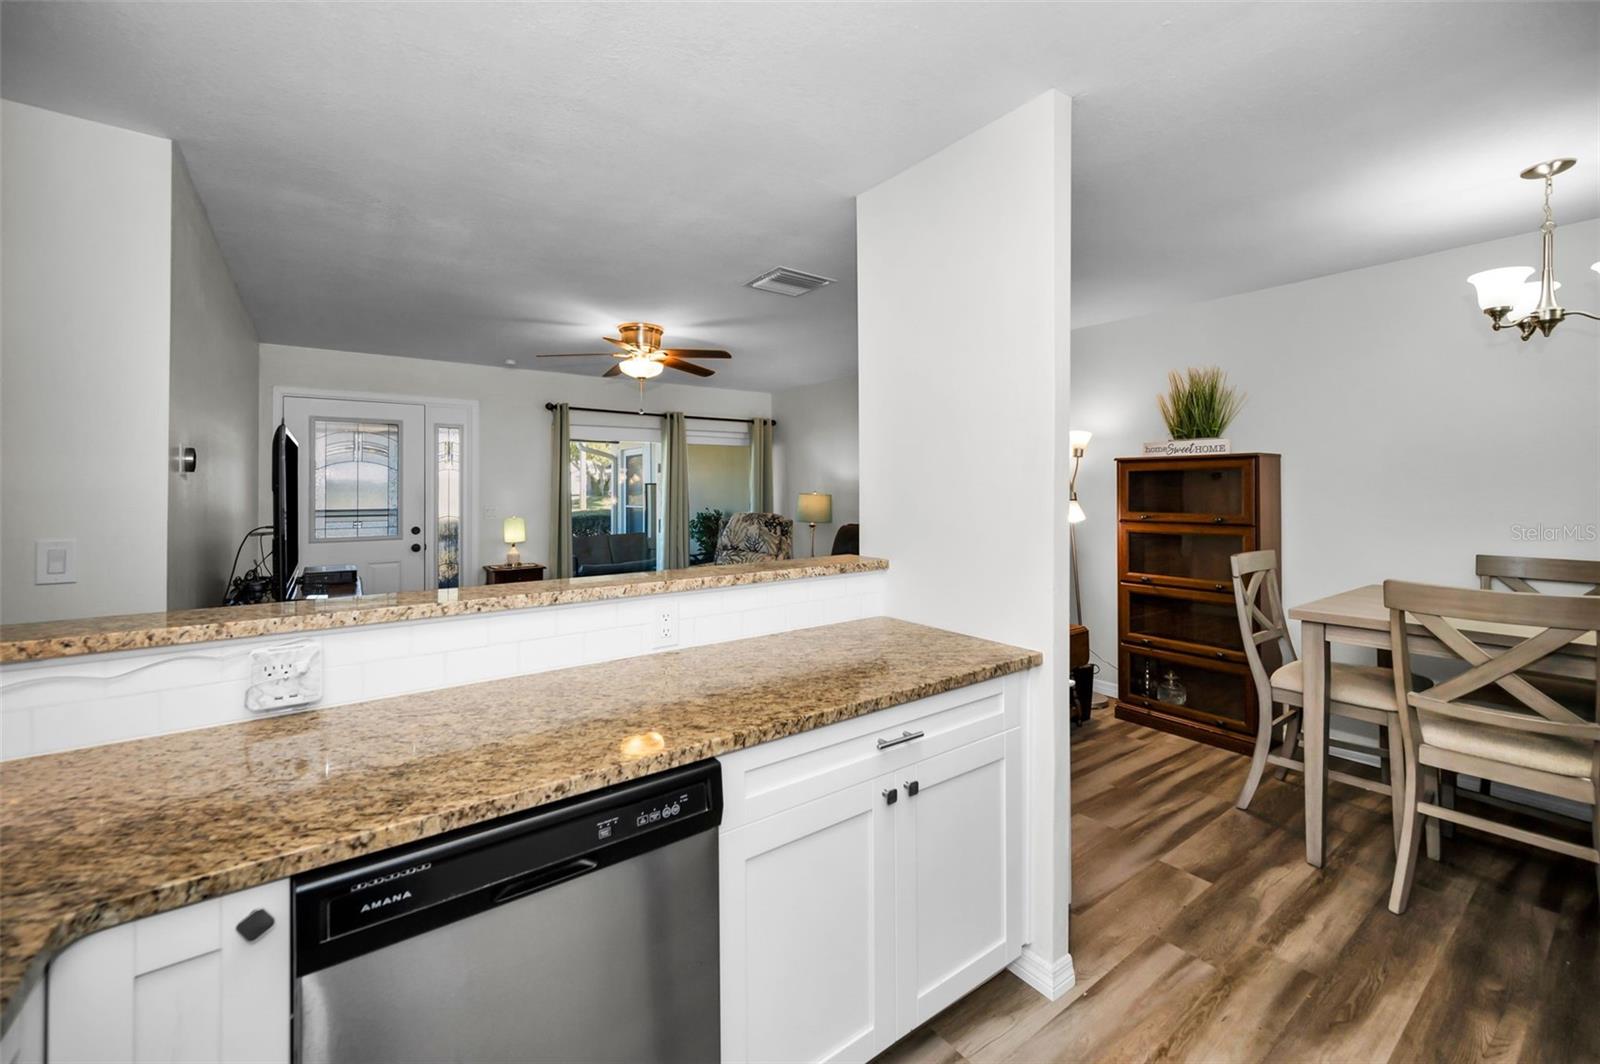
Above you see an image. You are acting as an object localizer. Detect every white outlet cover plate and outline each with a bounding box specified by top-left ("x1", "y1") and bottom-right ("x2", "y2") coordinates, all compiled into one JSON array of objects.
[
  {"x1": 651, "y1": 603, "x2": 680, "y2": 649},
  {"x1": 246, "y1": 643, "x2": 323, "y2": 712}
]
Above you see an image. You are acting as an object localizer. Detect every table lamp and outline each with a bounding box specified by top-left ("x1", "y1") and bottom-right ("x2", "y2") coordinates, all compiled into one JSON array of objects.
[
  {"x1": 797, "y1": 492, "x2": 833, "y2": 557},
  {"x1": 503, "y1": 516, "x2": 526, "y2": 565}
]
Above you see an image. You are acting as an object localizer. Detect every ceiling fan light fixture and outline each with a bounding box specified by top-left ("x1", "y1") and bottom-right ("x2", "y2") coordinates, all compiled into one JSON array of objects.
[{"x1": 619, "y1": 358, "x2": 665, "y2": 380}]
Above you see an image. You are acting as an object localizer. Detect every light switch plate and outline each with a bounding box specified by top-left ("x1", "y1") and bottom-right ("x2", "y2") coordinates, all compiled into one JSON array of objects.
[
  {"x1": 34, "y1": 539, "x2": 76, "y2": 585},
  {"x1": 245, "y1": 643, "x2": 323, "y2": 712}
]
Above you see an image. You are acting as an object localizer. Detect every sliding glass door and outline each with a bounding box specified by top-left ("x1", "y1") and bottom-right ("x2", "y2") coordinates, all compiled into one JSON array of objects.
[{"x1": 569, "y1": 438, "x2": 660, "y2": 577}]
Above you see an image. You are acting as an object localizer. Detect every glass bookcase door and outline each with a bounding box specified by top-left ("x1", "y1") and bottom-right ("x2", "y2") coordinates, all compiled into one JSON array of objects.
[
  {"x1": 1120, "y1": 458, "x2": 1255, "y2": 524},
  {"x1": 1121, "y1": 525, "x2": 1255, "y2": 592}
]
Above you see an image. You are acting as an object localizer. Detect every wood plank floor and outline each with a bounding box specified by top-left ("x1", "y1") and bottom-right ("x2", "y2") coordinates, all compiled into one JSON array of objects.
[{"x1": 876, "y1": 715, "x2": 1599, "y2": 1064}]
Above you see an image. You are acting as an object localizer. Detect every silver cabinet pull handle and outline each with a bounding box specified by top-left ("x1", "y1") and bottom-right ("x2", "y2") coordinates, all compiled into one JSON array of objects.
[{"x1": 876, "y1": 729, "x2": 925, "y2": 750}]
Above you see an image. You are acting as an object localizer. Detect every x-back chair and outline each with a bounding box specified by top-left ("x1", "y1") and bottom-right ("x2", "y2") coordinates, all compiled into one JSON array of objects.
[
  {"x1": 1231, "y1": 551, "x2": 1411, "y2": 846},
  {"x1": 1384, "y1": 580, "x2": 1600, "y2": 914},
  {"x1": 1476, "y1": 554, "x2": 1600, "y2": 595}
]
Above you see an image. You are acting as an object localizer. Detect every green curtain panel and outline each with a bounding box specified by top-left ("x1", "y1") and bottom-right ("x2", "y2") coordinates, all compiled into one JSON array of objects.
[
  {"x1": 548, "y1": 402, "x2": 572, "y2": 578},
  {"x1": 664, "y1": 412, "x2": 690, "y2": 570},
  {"x1": 750, "y1": 417, "x2": 775, "y2": 513}
]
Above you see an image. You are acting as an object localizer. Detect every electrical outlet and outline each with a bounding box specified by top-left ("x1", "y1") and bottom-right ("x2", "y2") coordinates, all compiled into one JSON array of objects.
[
  {"x1": 651, "y1": 604, "x2": 680, "y2": 649},
  {"x1": 246, "y1": 643, "x2": 323, "y2": 712}
]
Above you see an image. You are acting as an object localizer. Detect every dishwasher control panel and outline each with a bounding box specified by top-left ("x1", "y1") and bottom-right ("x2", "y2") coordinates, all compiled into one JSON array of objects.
[{"x1": 293, "y1": 760, "x2": 722, "y2": 975}]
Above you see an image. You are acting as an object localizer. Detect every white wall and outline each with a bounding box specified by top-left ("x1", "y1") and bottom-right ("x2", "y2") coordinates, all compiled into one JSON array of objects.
[
  {"x1": 858, "y1": 91, "x2": 1074, "y2": 990},
  {"x1": 168, "y1": 151, "x2": 260, "y2": 611},
  {"x1": 259, "y1": 343, "x2": 773, "y2": 579},
  {"x1": 1, "y1": 101, "x2": 173, "y2": 623},
  {"x1": 772, "y1": 374, "x2": 859, "y2": 557},
  {"x1": 1072, "y1": 219, "x2": 1600, "y2": 687}
]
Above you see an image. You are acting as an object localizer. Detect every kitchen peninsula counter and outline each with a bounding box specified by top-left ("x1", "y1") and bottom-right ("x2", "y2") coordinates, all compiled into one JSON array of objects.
[{"x1": 0, "y1": 615, "x2": 1039, "y2": 1024}]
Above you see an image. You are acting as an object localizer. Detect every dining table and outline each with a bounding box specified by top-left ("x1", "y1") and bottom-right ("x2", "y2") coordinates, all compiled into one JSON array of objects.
[{"x1": 1286, "y1": 583, "x2": 1598, "y2": 868}]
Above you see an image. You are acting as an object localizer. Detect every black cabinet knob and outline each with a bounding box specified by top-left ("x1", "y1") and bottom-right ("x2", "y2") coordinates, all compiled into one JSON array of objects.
[
  {"x1": 883, "y1": 787, "x2": 898, "y2": 806},
  {"x1": 904, "y1": 780, "x2": 920, "y2": 797},
  {"x1": 235, "y1": 909, "x2": 275, "y2": 942}
]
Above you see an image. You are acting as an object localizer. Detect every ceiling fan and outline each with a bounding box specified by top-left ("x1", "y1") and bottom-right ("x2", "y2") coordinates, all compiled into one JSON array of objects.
[{"x1": 534, "y1": 322, "x2": 731, "y2": 382}]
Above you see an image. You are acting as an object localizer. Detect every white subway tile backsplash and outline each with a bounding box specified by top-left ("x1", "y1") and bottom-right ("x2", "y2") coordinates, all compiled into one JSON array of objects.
[
  {"x1": 362, "y1": 654, "x2": 445, "y2": 701},
  {"x1": 0, "y1": 571, "x2": 888, "y2": 759},
  {"x1": 487, "y1": 609, "x2": 559, "y2": 644},
  {"x1": 158, "y1": 683, "x2": 247, "y2": 734},
  {"x1": 319, "y1": 663, "x2": 366, "y2": 708},
  {"x1": 444, "y1": 643, "x2": 519, "y2": 687},
  {"x1": 583, "y1": 625, "x2": 647, "y2": 664},
  {"x1": 1, "y1": 708, "x2": 33, "y2": 760},
  {"x1": 678, "y1": 590, "x2": 727, "y2": 618},
  {"x1": 556, "y1": 604, "x2": 616, "y2": 635},
  {"x1": 517, "y1": 632, "x2": 586, "y2": 673},
  {"x1": 414, "y1": 618, "x2": 488, "y2": 654},
  {"x1": 32, "y1": 692, "x2": 160, "y2": 756}
]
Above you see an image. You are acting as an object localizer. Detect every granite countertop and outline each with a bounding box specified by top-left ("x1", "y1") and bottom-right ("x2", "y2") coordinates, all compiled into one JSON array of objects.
[
  {"x1": 0, "y1": 555, "x2": 887, "y2": 664},
  {"x1": 0, "y1": 616, "x2": 1039, "y2": 1025}
]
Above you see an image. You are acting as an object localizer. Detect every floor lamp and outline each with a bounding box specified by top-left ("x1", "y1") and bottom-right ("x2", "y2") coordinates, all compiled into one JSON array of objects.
[{"x1": 1067, "y1": 431, "x2": 1090, "y2": 626}]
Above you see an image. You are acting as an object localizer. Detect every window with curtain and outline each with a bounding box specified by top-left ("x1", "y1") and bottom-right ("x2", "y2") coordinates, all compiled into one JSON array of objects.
[{"x1": 568, "y1": 439, "x2": 660, "y2": 577}]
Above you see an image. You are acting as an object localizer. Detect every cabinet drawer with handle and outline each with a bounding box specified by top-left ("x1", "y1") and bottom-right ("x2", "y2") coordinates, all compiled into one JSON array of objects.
[{"x1": 719, "y1": 676, "x2": 1020, "y2": 831}]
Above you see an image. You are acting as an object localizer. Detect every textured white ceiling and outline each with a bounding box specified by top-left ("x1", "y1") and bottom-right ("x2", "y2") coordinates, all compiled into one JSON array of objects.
[{"x1": 3, "y1": 2, "x2": 1596, "y2": 391}]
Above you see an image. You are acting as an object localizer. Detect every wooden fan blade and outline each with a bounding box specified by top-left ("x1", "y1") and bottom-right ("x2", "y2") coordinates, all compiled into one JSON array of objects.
[
  {"x1": 662, "y1": 356, "x2": 715, "y2": 377},
  {"x1": 536, "y1": 352, "x2": 616, "y2": 358},
  {"x1": 603, "y1": 364, "x2": 623, "y2": 378},
  {"x1": 663, "y1": 348, "x2": 732, "y2": 359}
]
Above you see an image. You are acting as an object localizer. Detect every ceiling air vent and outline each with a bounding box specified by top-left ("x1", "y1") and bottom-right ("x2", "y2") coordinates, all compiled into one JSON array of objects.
[{"x1": 745, "y1": 266, "x2": 835, "y2": 297}]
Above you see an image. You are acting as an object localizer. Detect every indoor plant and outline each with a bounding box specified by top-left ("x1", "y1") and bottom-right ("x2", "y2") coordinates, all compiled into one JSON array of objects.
[
  {"x1": 1157, "y1": 366, "x2": 1245, "y2": 440},
  {"x1": 690, "y1": 507, "x2": 729, "y2": 563}
]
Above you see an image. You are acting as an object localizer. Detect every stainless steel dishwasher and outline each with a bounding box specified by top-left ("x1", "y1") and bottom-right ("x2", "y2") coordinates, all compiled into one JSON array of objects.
[{"x1": 293, "y1": 760, "x2": 722, "y2": 1064}]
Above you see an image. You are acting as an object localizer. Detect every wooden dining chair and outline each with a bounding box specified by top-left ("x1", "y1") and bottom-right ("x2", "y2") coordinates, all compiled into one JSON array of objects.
[
  {"x1": 1230, "y1": 551, "x2": 1408, "y2": 846},
  {"x1": 1384, "y1": 581, "x2": 1600, "y2": 914},
  {"x1": 1476, "y1": 554, "x2": 1600, "y2": 595}
]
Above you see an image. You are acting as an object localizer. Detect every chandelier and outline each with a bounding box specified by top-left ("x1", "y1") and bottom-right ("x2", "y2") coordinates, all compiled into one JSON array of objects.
[{"x1": 1466, "y1": 159, "x2": 1599, "y2": 341}]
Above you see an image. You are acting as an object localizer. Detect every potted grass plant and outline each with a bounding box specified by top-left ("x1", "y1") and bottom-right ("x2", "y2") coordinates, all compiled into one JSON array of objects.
[{"x1": 1146, "y1": 366, "x2": 1245, "y2": 456}]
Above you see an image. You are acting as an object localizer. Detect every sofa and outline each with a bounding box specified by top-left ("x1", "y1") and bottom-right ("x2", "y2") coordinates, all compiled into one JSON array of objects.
[
  {"x1": 574, "y1": 532, "x2": 654, "y2": 576},
  {"x1": 714, "y1": 512, "x2": 793, "y2": 564}
]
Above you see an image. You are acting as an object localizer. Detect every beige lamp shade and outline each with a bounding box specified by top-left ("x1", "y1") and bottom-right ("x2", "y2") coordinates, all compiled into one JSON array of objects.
[
  {"x1": 797, "y1": 492, "x2": 833, "y2": 524},
  {"x1": 503, "y1": 516, "x2": 526, "y2": 545}
]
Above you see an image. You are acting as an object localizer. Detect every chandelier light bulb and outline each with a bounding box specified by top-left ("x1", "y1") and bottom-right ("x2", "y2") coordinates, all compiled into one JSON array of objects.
[{"x1": 1465, "y1": 267, "x2": 1534, "y2": 312}]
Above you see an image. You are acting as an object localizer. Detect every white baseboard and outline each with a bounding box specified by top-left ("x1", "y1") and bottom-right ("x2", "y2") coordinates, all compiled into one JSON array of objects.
[
  {"x1": 1093, "y1": 677, "x2": 1117, "y2": 699},
  {"x1": 1008, "y1": 948, "x2": 1076, "y2": 1001}
]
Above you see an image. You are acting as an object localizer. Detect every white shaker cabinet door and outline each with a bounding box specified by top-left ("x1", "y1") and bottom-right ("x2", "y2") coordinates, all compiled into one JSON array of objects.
[
  {"x1": 894, "y1": 729, "x2": 1023, "y2": 1030},
  {"x1": 0, "y1": 978, "x2": 44, "y2": 1064},
  {"x1": 48, "y1": 879, "x2": 290, "y2": 1064},
  {"x1": 720, "y1": 777, "x2": 898, "y2": 1064}
]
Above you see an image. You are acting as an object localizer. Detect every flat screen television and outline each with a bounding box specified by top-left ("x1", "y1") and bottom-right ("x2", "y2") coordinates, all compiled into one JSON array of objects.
[{"x1": 271, "y1": 422, "x2": 300, "y2": 601}]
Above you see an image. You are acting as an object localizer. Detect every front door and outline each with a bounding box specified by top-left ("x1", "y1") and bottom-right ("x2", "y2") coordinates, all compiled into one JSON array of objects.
[{"x1": 283, "y1": 396, "x2": 427, "y2": 594}]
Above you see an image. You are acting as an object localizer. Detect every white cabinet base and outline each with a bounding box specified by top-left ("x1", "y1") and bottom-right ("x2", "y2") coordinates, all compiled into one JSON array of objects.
[
  {"x1": 47, "y1": 879, "x2": 290, "y2": 1064},
  {"x1": 720, "y1": 677, "x2": 1027, "y2": 1064}
]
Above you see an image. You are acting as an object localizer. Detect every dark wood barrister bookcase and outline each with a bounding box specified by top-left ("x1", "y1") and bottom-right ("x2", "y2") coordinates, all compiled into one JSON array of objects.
[{"x1": 1113, "y1": 453, "x2": 1282, "y2": 754}]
